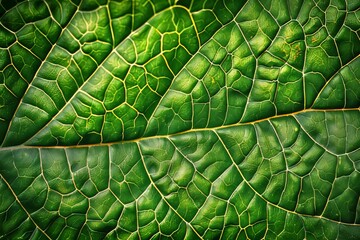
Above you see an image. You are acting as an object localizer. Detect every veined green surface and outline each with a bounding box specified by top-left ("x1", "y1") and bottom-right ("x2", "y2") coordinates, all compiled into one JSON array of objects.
[{"x1": 0, "y1": 0, "x2": 360, "y2": 239}]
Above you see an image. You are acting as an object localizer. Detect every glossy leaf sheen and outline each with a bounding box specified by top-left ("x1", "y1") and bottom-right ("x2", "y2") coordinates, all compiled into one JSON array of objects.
[{"x1": 0, "y1": 0, "x2": 360, "y2": 239}]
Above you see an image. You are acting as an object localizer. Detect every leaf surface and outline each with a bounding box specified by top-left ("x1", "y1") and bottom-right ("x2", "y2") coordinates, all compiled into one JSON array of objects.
[{"x1": 1, "y1": 0, "x2": 360, "y2": 239}]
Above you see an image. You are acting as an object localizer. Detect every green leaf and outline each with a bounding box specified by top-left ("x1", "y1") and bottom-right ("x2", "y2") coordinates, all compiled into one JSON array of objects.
[{"x1": 1, "y1": 0, "x2": 360, "y2": 239}]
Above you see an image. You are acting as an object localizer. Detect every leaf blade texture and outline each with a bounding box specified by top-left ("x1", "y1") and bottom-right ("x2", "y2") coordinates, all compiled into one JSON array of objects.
[{"x1": 0, "y1": 0, "x2": 360, "y2": 239}]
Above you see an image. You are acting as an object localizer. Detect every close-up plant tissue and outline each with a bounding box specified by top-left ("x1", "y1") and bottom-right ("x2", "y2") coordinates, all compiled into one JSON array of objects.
[{"x1": 0, "y1": 0, "x2": 359, "y2": 239}]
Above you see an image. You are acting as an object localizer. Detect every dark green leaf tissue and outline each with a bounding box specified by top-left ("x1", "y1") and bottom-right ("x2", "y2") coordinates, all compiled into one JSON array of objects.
[{"x1": 1, "y1": 0, "x2": 360, "y2": 239}]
